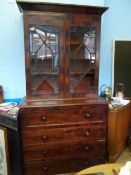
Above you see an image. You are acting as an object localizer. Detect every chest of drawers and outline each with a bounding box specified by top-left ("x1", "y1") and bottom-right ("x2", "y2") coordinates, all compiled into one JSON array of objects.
[{"x1": 19, "y1": 99, "x2": 108, "y2": 175}]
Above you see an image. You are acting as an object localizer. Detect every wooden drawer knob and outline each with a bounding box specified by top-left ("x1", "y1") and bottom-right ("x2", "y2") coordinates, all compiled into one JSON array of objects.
[
  {"x1": 42, "y1": 135, "x2": 47, "y2": 140},
  {"x1": 42, "y1": 116, "x2": 47, "y2": 121},
  {"x1": 42, "y1": 150, "x2": 47, "y2": 155},
  {"x1": 43, "y1": 166, "x2": 48, "y2": 171},
  {"x1": 85, "y1": 145, "x2": 89, "y2": 151},
  {"x1": 85, "y1": 113, "x2": 91, "y2": 118},
  {"x1": 84, "y1": 161, "x2": 89, "y2": 166},
  {"x1": 85, "y1": 131, "x2": 90, "y2": 136}
]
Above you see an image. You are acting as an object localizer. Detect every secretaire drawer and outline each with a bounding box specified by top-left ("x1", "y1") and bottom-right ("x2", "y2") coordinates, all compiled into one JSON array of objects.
[
  {"x1": 20, "y1": 105, "x2": 107, "y2": 127},
  {"x1": 24, "y1": 156, "x2": 105, "y2": 175},
  {"x1": 22, "y1": 124, "x2": 106, "y2": 145},
  {"x1": 23, "y1": 140, "x2": 105, "y2": 161}
]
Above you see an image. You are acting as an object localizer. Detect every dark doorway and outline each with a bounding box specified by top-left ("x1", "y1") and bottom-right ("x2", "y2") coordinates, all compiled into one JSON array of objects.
[{"x1": 113, "y1": 40, "x2": 131, "y2": 97}]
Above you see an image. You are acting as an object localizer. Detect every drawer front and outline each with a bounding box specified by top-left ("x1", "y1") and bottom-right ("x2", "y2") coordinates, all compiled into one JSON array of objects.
[
  {"x1": 23, "y1": 140, "x2": 105, "y2": 161},
  {"x1": 24, "y1": 156, "x2": 105, "y2": 175},
  {"x1": 22, "y1": 124, "x2": 106, "y2": 145},
  {"x1": 20, "y1": 105, "x2": 107, "y2": 127}
]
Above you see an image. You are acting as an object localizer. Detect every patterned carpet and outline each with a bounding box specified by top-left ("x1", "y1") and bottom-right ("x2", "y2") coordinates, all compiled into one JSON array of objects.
[{"x1": 116, "y1": 147, "x2": 131, "y2": 163}]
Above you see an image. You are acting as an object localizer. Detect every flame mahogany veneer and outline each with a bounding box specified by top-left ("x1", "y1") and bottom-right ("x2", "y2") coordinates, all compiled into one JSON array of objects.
[{"x1": 17, "y1": 2, "x2": 108, "y2": 174}]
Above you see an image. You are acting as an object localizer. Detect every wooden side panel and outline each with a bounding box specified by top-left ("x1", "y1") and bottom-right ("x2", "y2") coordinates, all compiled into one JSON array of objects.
[{"x1": 108, "y1": 102, "x2": 131, "y2": 162}]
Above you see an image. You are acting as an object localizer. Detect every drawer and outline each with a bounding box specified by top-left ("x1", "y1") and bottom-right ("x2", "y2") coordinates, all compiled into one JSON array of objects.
[
  {"x1": 23, "y1": 140, "x2": 105, "y2": 161},
  {"x1": 22, "y1": 124, "x2": 106, "y2": 145},
  {"x1": 24, "y1": 156, "x2": 105, "y2": 175},
  {"x1": 20, "y1": 105, "x2": 107, "y2": 127}
]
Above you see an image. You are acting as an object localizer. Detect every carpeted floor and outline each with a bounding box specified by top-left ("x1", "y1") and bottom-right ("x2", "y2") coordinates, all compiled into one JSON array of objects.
[{"x1": 116, "y1": 147, "x2": 131, "y2": 164}]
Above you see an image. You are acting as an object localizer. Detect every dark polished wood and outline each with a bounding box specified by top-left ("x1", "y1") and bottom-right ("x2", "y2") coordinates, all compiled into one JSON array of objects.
[
  {"x1": 0, "y1": 112, "x2": 23, "y2": 175},
  {"x1": 19, "y1": 99, "x2": 108, "y2": 175},
  {"x1": 18, "y1": 2, "x2": 108, "y2": 15},
  {"x1": 19, "y1": 3, "x2": 108, "y2": 100},
  {"x1": 22, "y1": 124, "x2": 106, "y2": 145},
  {"x1": 17, "y1": 2, "x2": 108, "y2": 175},
  {"x1": 24, "y1": 156, "x2": 105, "y2": 175},
  {"x1": 0, "y1": 85, "x2": 3, "y2": 103}
]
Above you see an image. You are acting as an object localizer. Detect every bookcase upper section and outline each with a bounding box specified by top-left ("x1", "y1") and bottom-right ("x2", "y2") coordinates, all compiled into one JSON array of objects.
[{"x1": 17, "y1": 2, "x2": 108, "y2": 100}]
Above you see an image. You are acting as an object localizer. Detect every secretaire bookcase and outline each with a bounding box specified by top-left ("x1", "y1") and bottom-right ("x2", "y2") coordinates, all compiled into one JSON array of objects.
[{"x1": 17, "y1": 1, "x2": 108, "y2": 174}]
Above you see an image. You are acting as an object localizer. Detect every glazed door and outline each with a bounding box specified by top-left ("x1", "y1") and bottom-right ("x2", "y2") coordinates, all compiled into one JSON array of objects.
[
  {"x1": 24, "y1": 12, "x2": 100, "y2": 99},
  {"x1": 24, "y1": 13, "x2": 65, "y2": 99},
  {"x1": 69, "y1": 14, "x2": 100, "y2": 97}
]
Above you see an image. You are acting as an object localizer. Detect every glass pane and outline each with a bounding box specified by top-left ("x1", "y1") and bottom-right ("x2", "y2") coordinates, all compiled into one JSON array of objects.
[
  {"x1": 70, "y1": 26, "x2": 96, "y2": 94},
  {"x1": 29, "y1": 25, "x2": 60, "y2": 96}
]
